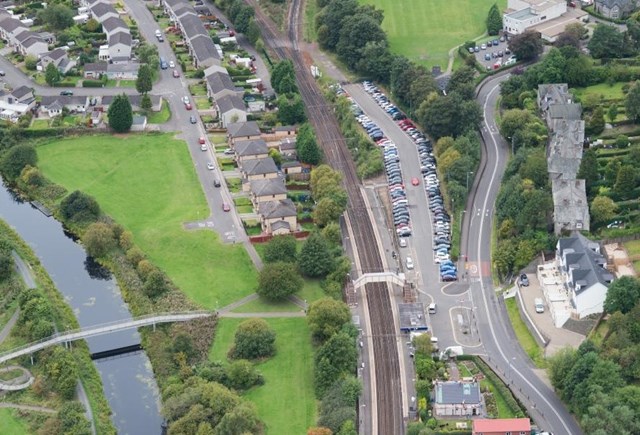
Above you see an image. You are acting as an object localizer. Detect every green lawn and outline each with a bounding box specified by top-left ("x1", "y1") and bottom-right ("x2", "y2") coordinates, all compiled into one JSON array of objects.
[
  {"x1": 572, "y1": 82, "x2": 626, "y2": 101},
  {"x1": 195, "y1": 97, "x2": 211, "y2": 110},
  {"x1": 504, "y1": 298, "x2": 545, "y2": 367},
  {"x1": 30, "y1": 119, "x2": 50, "y2": 129},
  {"x1": 359, "y1": 0, "x2": 506, "y2": 69},
  {"x1": 0, "y1": 408, "x2": 29, "y2": 435},
  {"x1": 146, "y1": 101, "x2": 171, "y2": 124},
  {"x1": 209, "y1": 318, "x2": 316, "y2": 434},
  {"x1": 37, "y1": 134, "x2": 257, "y2": 307},
  {"x1": 624, "y1": 239, "x2": 640, "y2": 256}
]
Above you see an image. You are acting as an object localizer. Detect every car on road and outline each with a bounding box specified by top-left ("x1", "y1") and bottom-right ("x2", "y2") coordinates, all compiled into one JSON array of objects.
[
  {"x1": 199, "y1": 136, "x2": 206, "y2": 144},
  {"x1": 206, "y1": 161, "x2": 214, "y2": 170},
  {"x1": 520, "y1": 274, "x2": 529, "y2": 287},
  {"x1": 185, "y1": 103, "x2": 192, "y2": 110},
  {"x1": 411, "y1": 177, "x2": 419, "y2": 186},
  {"x1": 222, "y1": 202, "x2": 231, "y2": 212},
  {"x1": 405, "y1": 257, "x2": 414, "y2": 270},
  {"x1": 173, "y1": 69, "x2": 180, "y2": 78},
  {"x1": 190, "y1": 116, "x2": 197, "y2": 124},
  {"x1": 200, "y1": 144, "x2": 207, "y2": 151},
  {"x1": 399, "y1": 238, "x2": 407, "y2": 248},
  {"x1": 0, "y1": 70, "x2": 5, "y2": 76},
  {"x1": 535, "y1": 298, "x2": 545, "y2": 313},
  {"x1": 182, "y1": 96, "x2": 190, "y2": 104},
  {"x1": 213, "y1": 179, "x2": 221, "y2": 187},
  {"x1": 60, "y1": 90, "x2": 73, "y2": 96},
  {"x1": 169, "y1": 60, "x2": 175, "y2": 68}
]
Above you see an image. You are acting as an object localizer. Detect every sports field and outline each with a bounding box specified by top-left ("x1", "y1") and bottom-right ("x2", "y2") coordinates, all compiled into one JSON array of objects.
[{"x1": 360, "y1": 0, "x2": 507, "y2": 69}]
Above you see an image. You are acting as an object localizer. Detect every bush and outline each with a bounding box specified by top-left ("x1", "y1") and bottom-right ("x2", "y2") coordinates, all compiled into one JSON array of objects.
[
  {"x1": 60, "y1": 190, "x2": 101, "y2": 224},
  {"x1": 82, "y1": 222, "x2": 116, "y2": 258},
  {"x1": 82, "y1": 80, "x2": 104, "y2": 87},
  {"x1": 230, "y1": 318, "x2": 276, "y2": 360}
]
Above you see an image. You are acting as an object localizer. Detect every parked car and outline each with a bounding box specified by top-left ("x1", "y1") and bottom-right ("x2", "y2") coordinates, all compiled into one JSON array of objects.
[
  {"x1": 199, "y1": 136, "x2": 206, "y2": 144},
  {"x1": 222, "y1": 202, "x2": 231, "y2": 212},
  {"x1": 173, "y1": 69, "x2": 180, "y2": 78},
  {"x1": 520, "y1": 274, "x2": 529, "y2": 287},
  {"x1": 190, "y1": 116, "x2": 197, "y2": 124},
  {"x1": 60, "y1": 90, "x2": 73, "y2": 96},
  {"x1": 169, "y1": 60, "x2": 175, "y2": 68},
  {"x1": 405, "y1": 257, "x2": 414, "y2": 270},
  {"x1": 185, "y1": 103, "x2": 192, "y2": 110}
]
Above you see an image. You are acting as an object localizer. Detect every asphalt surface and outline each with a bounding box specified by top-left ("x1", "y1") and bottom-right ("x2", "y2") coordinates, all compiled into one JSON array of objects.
[{"x1": 466, "y1": 74, "x2": 583, "y2": 435}]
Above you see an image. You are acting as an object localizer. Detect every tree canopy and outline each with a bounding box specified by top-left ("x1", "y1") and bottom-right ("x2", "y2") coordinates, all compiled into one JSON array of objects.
[
  {"x1": 257, "y1": 261, "x2": 303, "y2": 300},
  {"x1": 231, "y1": 318, "x2": 276, "y2": 360},
  {"x1": 486, "y1": 4, "x2": 503, "y2": 36},
  {"x1": 508, "y1": 30, "x2": 543, "y2": 61},
  {"x1": 136, "y1": 64, "x2": 153, "y2": 94},
  {"x1": 299, "y1": 233, "x2": 334, "y2": 277},
  {"x1": 263, "y1": 235, "x2": 297, "y2": 263},
  {"x1": 38, "y1": 4, "x2": 74, "y2": 31},
  {"x1": 0, "y1": 144, "x2": 37, "y2": 181},
  {"x1": 307, "y1": 298, "x2": 351, "y2": 342},
  {"x1": 296, "y1": 123, "x2": 322, "y2": 165},
  {"x1": 60, "y1": 190, "x2": 101, "y2": 223},
  {"x1": 588, "y1": 24, "x2": 626, "y2": 59},
  {"x1": 108, "y1": 94, "x2": 133, "y2": 133},
  {"x1": 604, "y1": 276, "x2": 640, "y2": 314}
]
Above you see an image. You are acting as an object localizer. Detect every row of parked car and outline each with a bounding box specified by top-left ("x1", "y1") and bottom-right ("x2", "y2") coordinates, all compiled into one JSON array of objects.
[{"x1": 362, "y1": 81, "x2": 458, "y2": 282}]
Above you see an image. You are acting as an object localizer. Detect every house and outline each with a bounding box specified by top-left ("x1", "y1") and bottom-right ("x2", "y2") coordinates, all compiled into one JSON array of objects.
[
  {"x1": 0, "y1": 86, "x2": 36, "y2": 122},
  {"x1": 83, "y1": 62, "x2": 108, "y2": 79},
  {"x1": 234, "y1": 138, "x2": 269, "y2": 162},
  {"x1": 90, "y1": 2, "x2": 119, "y2": 23},
  {"x1": 556, "y1": 233, "x2": 614, "y2": 318},
  {"x1": 273, "y1": 125, "x2": 296, "y2": 137},
  {"x1": 40, "y1": 48, "x2": 75, "y2": 74},
  {"x1": 205, "y1": 70, "x2": 237, "y2": 100},
  {"x1": 227, "y1": 121, "x2": 262, "y2": 144},
  {"x1": 538, "y1": 83, "x2": 582, "y2": 125},
  {"x1": 552, "y1": 178, "x2": 589, "y2": 233},
  {"x1": 595, "y1": 0, "x2": 638, "y2": 19},
  {"x1": 0, "y1": 17, "x2": 27, "y2": 45},
  {"x1": 472, "y1": 418, "x2": 531, "y2": 435},
  {"x1": 40, "y1": 95, "x2": 88, "y2": 117},
  {"x1": 8, "y1": 86, "x2": 35, "y2": 105},
  {"x1": 108, "y1": 31, "x2": 132, "y2": 60},
  {"x1": 547, "y1": 118, "x2": 585, "y2": 180},
  {"x1": 258, "y1": 199, "x2": 297, "y2": 234},
  {"x1": 250, "y1": 178, "x2": 287, "y2": 205},
  {"x1": 241, "y1": 157, "x2": 279, "y2": 181},
  {"x1": 216, "y1": 93, "x2": 247, "y2": 127},
  {"x1": 279, "y1": 138, "x2": 297, "y2": 159},
  {"x1": 101, "y1": 16, "x2": 128, "y2": 38},
  {"x1": 189, "y1": 34, "x2": 221, "y2": 69},
  {"x1": 106, "y1": 62, "x2": 138, "y2": 79},
  {"x1": 14, "y1": 31, "x2": 48, "y2": 57},
  {"x1": 433, "y1": 381, "x2": 483, "y2": 417},
  {"x1": 281, "y1": 160, "x2": 303, "y2": 175},
  {"x1": 503, "y1": 0, "x2": 567, "y2": 35}
]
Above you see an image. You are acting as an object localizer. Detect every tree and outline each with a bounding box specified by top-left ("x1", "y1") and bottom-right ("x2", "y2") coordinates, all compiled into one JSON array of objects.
[
  {"x1": 615, "y1": 135, "x2": 629, "y2": 149},
  {"x1": 296, "y1": 123, "x2": 322, "y2": 165},
  {"x1": 307, "y1": 298, "x2": 351, "y2": 342},
  {"x1": 140, "y1": 94, "x2": 152, "y2": 112},
  {"x1": 322, "y1": 222, "x2": 342, "y2": 245},
  {"x1": 136, "y1": 64, "x2": 153, "y2": 94},
  {"x1": 587, "y1": 106, "x2": 605, "y2": 136},
  {"x1": 216, "y1": 402, "x2": 263, "y2": 435},
  {"x1": 24, "y1": 55, "x2": 38, "y2": 71},
  {"x1": 625, "y1": 81, "x2": 640, "y2": 122},
  {"x1": 58, "y1": 402, "x2": 91, "y2": 435},
  {"x1": 486, "y1": 3, "x2": 503, "y2": 36},
  {"x1": 138, "y1": 44, "x2": 159, "y2": 71},
  {"x1": 232, "y1": 318, "x2": 276, "y2": 359},
  {"x1": 314, "y1": 332, "x2": 357, "y2": 396},
  {"x1": 608, "y1": 103, "x2": 619, "y2": 123},
  {"x1": 314, "y1": 197, "x2": 345, "y2": 227},
  {"x1": 588, "y1": 24, "x2": 625, "y2": 59},
  {"x1": 556, "y1": 22, "x2": 586, "y2": 48},
  {"x1": 508, "y1": 30, "x2": 543, "y2": 61},
  {"x1": 271, "y1": 60, "x2": 297, "y2": 95},
  {"x1": 226, "y1": 360, "x2": 263, "y2": 390},
  {"x1": 590, "y1": 195, "x2": 618, "y2": 224},
  {"x1": 336, "y1": 13, "x2": 387, "y2": 69},
  {"x1": 311, "y1": 165, "x2": 343, "y2": 200},
  {"x1": 143, "y1": 270, "x2": 169, "y2": 299},
  {"x1": 257, "y1": 261, "x2": 303, "y2": 300},
  {"x1": 447, "y1": 66, "x2": 476, "y2": 94},
  {"x1": 108, "y1": 94, "x2": 133, "y2": 133},
  {"x1": 245, "y1": 19, "x2": 261, "y2": 45},
  {"x1": 298, "y1": 232, "x2": 334, "y2": 277},
  {"x1": 417, "y1": 93, "x2": 482, "y2": 139},
  {"x1": 614, "y1": 165, "x2": 637, "y2": 199},
  {"x1": 38, "y1": 4, "x2": 74, "y2": 31},
  {"x1": 82, "y1": 222, "x2": 116, "y2": 258},
  {"x1": 83, "y1": 18, "x2": 101, "y2": 33},
  {"x1": 0, "y1": 249, "x2": 12, "y2": 282},
  {"x1": 60, "y1": 191, "x2": 101, "y2": 223},
  {"x1": 44, "y1": 347, "x2": 79, "y2": 400},
  {"x1": 0, "y1": 144, "x2": 37, "y2": 180},
  {"x1": 604, "y1": 276, "x2": 640, "y2": 314},
  {"x1": 277, "y1": 94, "x2": 306, "y2": 125},
  {"x1": 44, "y1": 62, "x2": 62, "y2": 87},
  {"x1": 263, "y1": 235, "x2": 297, "y2": 263}
]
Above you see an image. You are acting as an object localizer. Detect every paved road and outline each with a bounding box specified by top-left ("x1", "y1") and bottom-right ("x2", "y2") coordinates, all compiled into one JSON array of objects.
[{"x1": 464, "y1": 74, "x2": 583, "y2": 435}]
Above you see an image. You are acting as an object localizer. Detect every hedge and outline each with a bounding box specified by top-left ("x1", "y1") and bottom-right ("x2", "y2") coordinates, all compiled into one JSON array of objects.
[
  {"x1": 53, "y1": 81, "x2": 77, "y2": 87},
  {"x1": 473, "y1": 356, "x2": 526, "y2": 417},
  {"x1": 82, "y1": 80, "x2": 105, "y2": 88}
]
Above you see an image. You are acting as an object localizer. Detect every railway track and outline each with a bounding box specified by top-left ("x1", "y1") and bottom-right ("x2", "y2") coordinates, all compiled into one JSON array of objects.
[{"x1": 246, "y1": 1, "x2": 405, "y2": 433}]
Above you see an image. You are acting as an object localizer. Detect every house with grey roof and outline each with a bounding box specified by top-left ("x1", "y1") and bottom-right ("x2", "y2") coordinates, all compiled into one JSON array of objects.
[
  {"x1": 216, "y1": 94, "x2": 247, "y2": 127},
  {"x1": 189, "y1": 34, "x2": 221, "y2": 69},
  {"x1": 547, "y1": 118, "x2": 584, "y2": 180},
  {"x1": 0, "y1": 86, "x2": 35, "y2": 122},
  {"x1": 83, "y1": 62, "x2": 108, "y2": 78},
  {"x1": 101, "y1": 16, "x2": 128, "y2": 38},
  {"x1": 595, "y1": 0, "x2": 638, "y2": 19},
  {"x1": 241, "y1": 157, "x2": 279, "y2": 181},
  {"x1": 15, "y1": 31, "x2": 47, "y2": 57},
  {"x1": 552, "y1": 179, "x2": 590, "y2": 235},
  {"x1": 90, "y1": 2, "x2": 118, "y2": 23},
  {"x1": 108, "y1": 31, "x2": 132, "y2": 60},
  {"x1": 434, "y1": 381, "x2": 483, "y2": 417},
  {"x1": 556, "y1": 233, "x2": 614, "y2": 318},
  {"x1": 258, "y1": 198, "x2": 297, "y2": 234},
  {"x1": 227, "y1": 121, "x2": 261, "y2": 144},
  {"x1": 0, "y1": 17, "x2": 27, "y2": 45},
  {"x1": 538, "y1": 83, "x2": 582, "y2": 126},
  {"x1": 40, "y1": 95, "x2": 88, "y2": 117},
  {"x1": 40, "y1": 48, "x2": 75, "y2": 74},
  {"x1": 205, "y1": 70, "x2": 236, "y2": 100},
  {"x1": 234, "y1": 138, "x2": 269, "y2": 162},
  {"x1": 250, "y1": 178, "x2": 287, "y2": 205},
  {"x1": 279, "y1": 138, "x2": 297, "y2": 159},
  {"x1": 9, "y1": 86, "x2": 34, "y2": 104}
]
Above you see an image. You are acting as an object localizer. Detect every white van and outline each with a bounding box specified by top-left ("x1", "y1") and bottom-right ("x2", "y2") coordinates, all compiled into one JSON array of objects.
[
  {"x1": 535, "y1": 298, "x2": 545, "y2": 313},
  {"x1": 428, "y1": 303, "x2": 437, "y2": 314},
  {"x1": 430, "y1": 336, "x2": 439, "y2": 351}
]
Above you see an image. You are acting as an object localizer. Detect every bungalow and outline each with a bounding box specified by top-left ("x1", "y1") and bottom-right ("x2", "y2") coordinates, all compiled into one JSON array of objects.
[
  {"x1": 40, "y1": 95, "x2": 88, "y2": 117},
  {"x1": 90, "y1": 2, "x2": 119, "y2": 23},
  {"x1": 250, "y1": 178, "x2": 287, "y2": 205},
  {"x1": 472, "y1": 418, "x2": 531, "y2": 435},
  {"x1": 234, "y1": 138, "x2": 269, "y2": 162},
  {"x1": 83, "y1": 62, "x2": 108, "y2": 79},
  {"x1": 100, "y1": 94, "x2": 162, "y2": 112},
  {"x1": 274, "y1": 125, "x2": 296, "y2": 137},
  {"x1": 227, "y1": 120, "x2": 261, "y2": 145},
  {"x1": 0, "y1": 86, "x2": 35, "y2": 122},
  {"x1": 105, "y1": 62, "x2": 139, "y2": 79},
  {"x1": 189, "y1": 34, "x2": 221, "y2": 69},
  {"x1": 433, "y1": 381, "x2": 483, "y2": 417},
  {"x1": 241, "y1": 157, "x2": 279, "y2": 181},
  {"x1": 258, "y1": 199, "x2": 297, "y2": 235},
  {"x1": 205, "y1": 70, "x2": 236, "y2": 101},
  {"x1": 556, "y1": 234, "x2": 614, "y2": 318},
  {"x1": 40, "y1": 48, "x2": 75, "y2": 74},
  {"x1": 15, "y1": 31, "x2": 48, "y2": 57},
  {"x1": 108, "y1": 31, "x2": 132, "y2": 60},
  {"x1": 8, "y1": 86, "x2": 35, "y2": 105},
  {"x1": 216, "y1": 93, "x2": 247, "y2": 127}
]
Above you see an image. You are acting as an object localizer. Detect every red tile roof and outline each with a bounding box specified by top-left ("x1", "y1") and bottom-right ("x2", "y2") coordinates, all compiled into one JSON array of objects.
[{"x1": 473, "y1": 418, "x2": 531, "y2": 433}]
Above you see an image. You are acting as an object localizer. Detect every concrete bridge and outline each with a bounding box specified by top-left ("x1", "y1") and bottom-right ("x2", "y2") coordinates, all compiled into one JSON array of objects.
[{"x1": 352, "y1": 272, "x2": 405, "y2": 290}]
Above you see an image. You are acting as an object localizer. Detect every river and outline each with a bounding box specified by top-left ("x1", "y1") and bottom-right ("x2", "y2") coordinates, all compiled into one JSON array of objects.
[{"x1": 0, "y1": 183, "x2": 162, "y2": 435}]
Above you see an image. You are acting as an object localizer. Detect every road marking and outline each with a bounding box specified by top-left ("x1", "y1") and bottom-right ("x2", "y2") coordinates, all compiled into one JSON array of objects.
[{"x1": 478, "y1": 83, "x2": 575, "y2": 435}]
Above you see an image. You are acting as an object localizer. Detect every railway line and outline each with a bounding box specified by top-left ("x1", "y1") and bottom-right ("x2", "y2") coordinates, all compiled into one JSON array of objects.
[{"x1": 246, "y1": 0, "x2": 405, "y2": 433}]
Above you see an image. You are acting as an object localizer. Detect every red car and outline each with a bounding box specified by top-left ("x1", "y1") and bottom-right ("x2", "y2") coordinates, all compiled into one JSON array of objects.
[
  {"x1": 185, "y1": 103, "x2": 192, "y2": 110},
  {"x1": 173, "y1": 69, "x2": 180, "y2": 78},
  {"x1": 199, "y1": 136, "x2": 206, "y2": 144},
  {"x1": 411, "y1": 177, "x2": 420, "y2": 186},
  {"x1": 222, "y1": 202, "x2": 230, "y2": 212}
]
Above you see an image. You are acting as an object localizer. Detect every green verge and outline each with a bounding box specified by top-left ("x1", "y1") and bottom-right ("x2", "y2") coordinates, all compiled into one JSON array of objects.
[
  {"x1": 358, "y1": 0, "x2": 507, "y2": 69},
  {"x1": 37, "y1": 134, "x2": 257, "y2": 308},
  {"x1": 0, "y1": 220, "x2": 116, "y2": 435},
  {"x1": 146, "y1": 101, "x2": 171, "y2": 124},
  {"x1": 0, "y1": 408, "x2": 29, "y2": 435},
  {"x1": 504, "y1": 297, "x2": 545, "y2": 367},
  {"x1": 303, "y1": 0, "x2": 318, "y2": 42},
  {"x1": 209, "y1": 318, "x2": 316, "y2": 434}
]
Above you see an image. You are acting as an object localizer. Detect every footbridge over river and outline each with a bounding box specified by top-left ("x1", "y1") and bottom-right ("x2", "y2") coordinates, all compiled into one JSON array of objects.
[{"x1": 0, "y1": 311, "x2": 212, "y2": 366}]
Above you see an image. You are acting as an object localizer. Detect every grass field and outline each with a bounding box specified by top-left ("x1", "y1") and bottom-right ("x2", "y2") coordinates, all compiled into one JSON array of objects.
[
  {"x1": 359, "y1": 0, "x2": 506, "y2": 69},
  {"x1": 209, "y1": 318, "x2": 316, "y2": 434},
  {"x1": 0, "y1": 408, "x2": 29, "y2": 435},
  {"x1": 572, "y1": 82, "x2": 626, "y2": 101},
  {"x1": 37, "y1": 134, "x2": 257, "y2": 308},
  {"x1": 504, "y1": 297, "x2": 545, "y2": 367}
]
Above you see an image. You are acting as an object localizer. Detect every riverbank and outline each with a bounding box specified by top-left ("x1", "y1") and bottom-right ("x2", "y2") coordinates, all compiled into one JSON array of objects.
[{"x1": 0, "y1": 219, "x2": 116, "y2": 435}]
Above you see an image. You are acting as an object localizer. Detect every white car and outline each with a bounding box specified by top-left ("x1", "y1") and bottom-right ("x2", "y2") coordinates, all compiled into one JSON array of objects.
[
  {"x1": 399, "y1": 238, "x2": 407, "y2": 248},
  {"x1": 169, "y1": 60, "x2": 175, "y2": 68},
  {"x1": 206, "y1": 162, "x2": 214, "y2": 170},
  {"x1": 405, "y1": 257, "x2": 414, "y2": 269},
  {"x1": 182, "y1": 96, "x2": 190, "y2": 104},
  {"x1": 200, "y1": 144, "x2": 207, "y2": 151}
]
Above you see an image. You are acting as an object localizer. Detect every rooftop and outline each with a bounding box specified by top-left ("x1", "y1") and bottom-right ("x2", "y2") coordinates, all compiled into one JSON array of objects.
[
  {"x1": 216, "y1": 93, "x2": 245, "y2": 113},
  {"x1": 242, "y1": 157, "x2": 278, "y2": 176},
  {"x1": 399, "y1": 303, "x2": 428, "y2": 332},
  {"x1": 552, "y1": 178, "x2": 590, "y2": 232},
  {"x1": 258, "y1": 198, "x2": 297, "y2": 219},
  {"x1": 547, "y1": 118, "x2": 585, "y2": 179},
  {"x1": 235, "y1": 138, "x2": 268, "y2": 156},
  {"x1": 472, "y1": 418, "x2": 531, "y2": 433},
  {"x1": 227, "y1": 120, "x2": 261, "y2": 138},
  {"x1": 435, "y1": 381, "x2": 481, "y2": 405},
  {"x1": 250, "y1": 178, "x2": 287, "y2": 197},
  {"x1": 205, "y1": 70, "x2": 235, "y2": 95},
  {"x1": 557, "y1": 233, "x2": 614, "y2": 293}
]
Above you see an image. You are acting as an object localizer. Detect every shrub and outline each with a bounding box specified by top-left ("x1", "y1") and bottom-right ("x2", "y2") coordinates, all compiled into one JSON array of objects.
[{"x1": 59, "y1": 190, "x2": 101, "y2": 224}]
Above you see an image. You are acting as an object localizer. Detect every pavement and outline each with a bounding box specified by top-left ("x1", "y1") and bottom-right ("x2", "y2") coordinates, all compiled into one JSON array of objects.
[{"x1": 11, "y1": 251, "x2": 36, "y2": 289}]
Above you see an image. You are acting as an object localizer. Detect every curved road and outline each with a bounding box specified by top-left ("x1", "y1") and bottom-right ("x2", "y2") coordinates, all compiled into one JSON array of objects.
[{"x1": 463, "y1": 74, "x2": 583, "y2": 435}]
